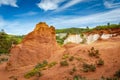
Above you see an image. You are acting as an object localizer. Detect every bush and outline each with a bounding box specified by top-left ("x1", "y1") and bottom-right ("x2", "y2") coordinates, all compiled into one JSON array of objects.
[
  {"x1": 82, "y1": 63, "x2": 96, "y2": 72},
  {"x1": 100, "y1": 76, "x2": 119, "y2": 80},
  {"x1": 24, "y1": 68, "x2": 41, "y2": 79},
  {"x1": 48, "y1": 62, "x2": 57, "y2": 68},
  {"x1": 35, "y1": 60, "x2": 48, "y2": 69},
  {"x1": 69, "y1": 56, "x2": 74, "y2": 61},
  {"x1": 73, "y1": 75, "x2": 86, "y2": 80},
  {"x1": 60, "y1": 60, "x2": 69, "y2": 66},
  {"x1": 69, "y1": 67, "x2": 77, "y2": 75},
  {"x1": 96, "y1": 58, "x2": 104, "y2": 66},
  {"x1": 114, "y1": 69, "x2": 120, "y2": 78},
  {"x1": 88, "y1": 47, "x2": 100, "y2": 58},
  {"x1": 24, "y1": 60, "x2": 48, "y2": 79},
  {"x1": 62, "y1": 54, "x2": 69, "y2": 59}
]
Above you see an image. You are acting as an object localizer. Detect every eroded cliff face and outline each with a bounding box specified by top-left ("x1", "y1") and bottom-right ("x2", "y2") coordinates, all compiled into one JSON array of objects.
[{"x1": 6, "y1": 22, "x2": 59, "y2": 70}]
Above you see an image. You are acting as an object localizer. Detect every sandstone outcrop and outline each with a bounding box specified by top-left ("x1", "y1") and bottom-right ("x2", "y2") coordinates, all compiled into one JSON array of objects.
[{"x1": 6, "y1": 22, "x2": 59, "y2": 70}]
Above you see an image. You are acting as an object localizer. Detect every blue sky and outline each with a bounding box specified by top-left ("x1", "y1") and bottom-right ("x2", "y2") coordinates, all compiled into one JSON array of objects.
[{"x1": 0, "y1": 0, "x2": 120, "y2": 35}]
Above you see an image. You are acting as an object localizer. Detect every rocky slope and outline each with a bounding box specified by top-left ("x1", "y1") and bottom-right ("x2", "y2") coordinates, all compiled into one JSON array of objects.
[
  {"x1": 6, "y1": 22, "x2": 60, "y2": 70},
  {"x1": 0, "y1": 23, "x2": 120, "y2": 80}
]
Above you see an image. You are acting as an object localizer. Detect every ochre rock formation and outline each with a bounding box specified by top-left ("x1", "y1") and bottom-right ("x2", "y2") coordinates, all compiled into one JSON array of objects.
[{"x1": 6, "y1": 22, "x2": 59, "y2": 70}]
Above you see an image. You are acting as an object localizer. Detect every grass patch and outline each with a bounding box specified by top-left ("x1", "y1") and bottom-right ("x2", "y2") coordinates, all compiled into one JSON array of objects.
[
  {"x1": 96, "y1": 58, "x2": 104, "y2": 66},
  {"x1": 60, "y1": 60, "x2": 69, "y2": 66},
  {"x1": 62, "y1": 54, "x2": 69, "y2": 59},
  {"x1": 48, "y1": 62, "x2": 57, "y2": 68},
  {"x1": 82, "y1": 63, "x2": 96, "y2": 72},
  {"x1": 88, "y1": 47, "x2": 100, "y2": 58}
]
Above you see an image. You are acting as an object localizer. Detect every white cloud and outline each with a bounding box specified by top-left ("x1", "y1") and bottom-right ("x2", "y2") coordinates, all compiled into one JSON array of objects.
[
  {"x1": 56, "y1": 0, "x2": 83, "y2": 11},
  {"x1": 46, "y1": 8, "x2": 120, "y2": 28},
  {"x1": 37, "y1": 0, "x2": 85, "y2": 11},
  {"x1": 37, "y1": 0, "x2": 65, "y2": 11},
  {"x1": 0, "y1": 0, "x2": 18, "y2": 7},
  {"x1": 104, "y1": 0, "x2": 120, "y2": 8},
  {"x1": 15, "y1": 11, "x2": 38, "y2": 17}
]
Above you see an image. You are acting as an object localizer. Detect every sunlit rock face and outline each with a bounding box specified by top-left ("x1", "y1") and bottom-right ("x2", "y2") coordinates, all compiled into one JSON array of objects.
[
  {"x1": 64, "y1": 34, "x2": 83, "y2": 44},
  {"x1": 101, "y1": 34, "x2": 112, "y2": 39},
  {"x1": 6, "y1": 22, "x2": 59, "y2": 70},
  {"x1": 86, "y1": 34, "x2": 100, "y2": 44}
]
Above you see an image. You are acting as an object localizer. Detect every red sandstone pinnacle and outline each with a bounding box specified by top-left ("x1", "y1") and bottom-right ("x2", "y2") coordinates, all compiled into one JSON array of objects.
[{"x1": 6, "y1": 22, "x2": 59, "y2": 70}]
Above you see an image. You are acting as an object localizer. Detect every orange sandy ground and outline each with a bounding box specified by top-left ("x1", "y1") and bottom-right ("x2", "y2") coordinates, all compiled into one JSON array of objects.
[{"x1": 0, "y1": 36, "x2": 120, "y2": 80}]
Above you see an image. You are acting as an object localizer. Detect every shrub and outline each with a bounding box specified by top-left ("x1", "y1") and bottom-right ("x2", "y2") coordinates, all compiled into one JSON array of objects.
[
  {"x1": 24, "y1": 60, "x2": 48, "y2": 79},
  {"x1": 60, "y1": 60, "x2": 69, "y2": 66},
  {"x1": 76, "y1": 57, "x2": 82, "y2": 61},
  {"x1": 100, "y1": 76, "x2": 119, "y2": 80},
  {"x1": 96, "y1": 58, "x2": 104, "y2": 66},
  {"x1": 24, "y1": 69, "x2": 41, "y2": 79},
  {"x1": 62, "y1": 54, "x2": 69, "y2": 59},
  {"x1": 69, "y1": 67, "x2": 77, "y2": 75},
  {"x1": 114, "y1": 69, "x2": 120, "y2": 78},
  {"x1": 48, "y1": 62, "x2": 57, "y2": 68},
  {"x1": 73, "y1": 75, "x2": 86, "y2": 80},
  {"x1": 69, "y1": 56, "x2": 74, "y2": 61},
  {"x1": 82, "y1": 63, "x2": 96, "y2": 72},
  {"x1": 88, "y1": 47, "x2": 100, "y2": 58},
  {"x1": 35, "y1": 60, "x2": 48, "y2": 69}
]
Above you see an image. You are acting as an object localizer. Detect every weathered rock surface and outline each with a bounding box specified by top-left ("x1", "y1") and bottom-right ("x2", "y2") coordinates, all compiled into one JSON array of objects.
[{"x1": 6, "y1": 22, "x2": 59, "y2": 70}]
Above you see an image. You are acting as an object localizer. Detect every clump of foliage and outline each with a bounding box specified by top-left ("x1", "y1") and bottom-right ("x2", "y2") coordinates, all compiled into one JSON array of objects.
[
  {"x1": 75, "y1": 57, "x2": 82, "y2": 61},
  {"x1": 0, "y1": 58, "x2": 8, "y2": 63},
  {"x1": 24, "y1": 69, "x2": 42, "y2": 79},
  {"x1": 24, "y1": 60, "x2": 48, "y2": 79},
  {"x1": 48, "y1": 62, "x2": 57, "y2": 68},
  {"x1": 0, "y1": 29, "x2": 24, "y2": 54},
  {"x1": 88, "y1": 47, "x2": 100, "y2": 58},
  {"x1": 100, "y1": 76, "x2": 119, "y2": 80},
  {"x1": 60, "y1": 60, "x2": 69, "y2": 66},
  {"x1": 96, "y1": 58, "x2": 104, "y2": 66},
  {"x1": 82, "y1": 63, "x2": 96, "y2": 72},
  {"x1": 73, "y1": 75, "x2": 86, "y2": 80},
  {"x1": 94, "y1": 23, "x2": 120, "y2": 30},
  {"x1": 35, "y1": 60, "x2": 48, "y2": 69},
  {"x1": 56, "y1": 36, "x2": 64, "y2": 45},
  {"x1": 69, "y1": 67, "x2": 77, "y2": 75},
  {"x1": 24, "y1": 60, "x2": 58, "y2": 79},
  {"x1": 114, "y1": 69, "x2": 120, "y2": 78},
  {"x1": 69, "y1": 56, "x2": 74, "y2": 61},
  {"x1": 62, "y1": 54, "x2": 69, "y2": 59}
]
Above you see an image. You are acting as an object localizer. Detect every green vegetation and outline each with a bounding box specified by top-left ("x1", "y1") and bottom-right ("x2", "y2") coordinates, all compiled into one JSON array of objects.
[
  {"x1": 96, "y1": 58, "x2": 104, "y2": 66},
  {"x1": 94, "y1": 23, "x2": 120, "y2": 30},
  {"x1": 24, "y1": 60, "x2": 48, "y2": 79},
  {"x1": 60, "y1": 60, "x2": 69, "y2": 66},
  {"x1": 0, "y1": 29, "x2": 24, "y2": 54},
  {"x1": 56, "y1": 23, "x2": 120, "y2": 34},
  {"x1": 56, "y1": 36, "x2": 64, "y2": 45},
  {"x1": 48, "y1": 62, "x2": 57, "y2": 68},
  {"x1": 114, "y1": 69, "x2": 120, "y2": 78},
  {"x1": 101, "y1": 76, "x2": 119, "y2": 80},
  {"x1": 88, "y1": 47, "x2": 100, "y2": 58},
  {"x1": 24, "y1": 60, "x2": 57, "y2": 79},
  {"x1": 56, "y1": 27, "x2": 87, "y2": 34},
  {"x1": 69, "y1": 67, "x2": 77, "y2": 75},
  {"x1": 0, "y1": 58, "x2": 8, "y2": 63},
  {"x1": 69, "y1": 56, "x2": 74, "y2": 61},
  {"x1": 73, "y1": 75, "x2": 86, "y2": 80},
  {"x1": 82, "y1": 63, "x2": 96, "y2": 72},
  {"x1": 62, "y1": 54, "x2": 69, "y2": 59}
]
